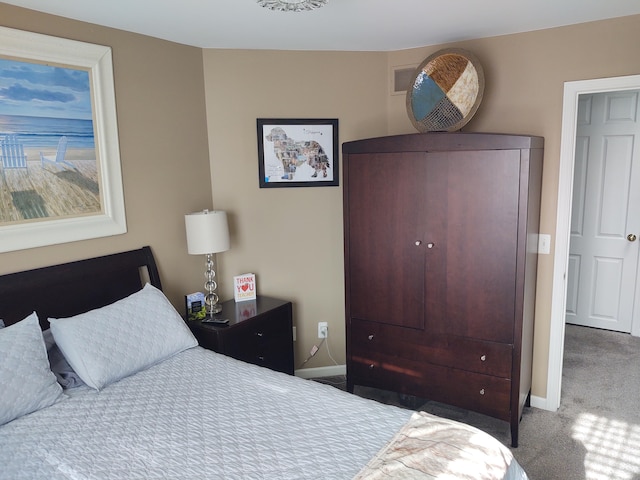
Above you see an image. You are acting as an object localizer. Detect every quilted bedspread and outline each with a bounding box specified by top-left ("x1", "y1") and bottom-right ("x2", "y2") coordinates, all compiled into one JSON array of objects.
[
  {"x1": 1, "y1": 347, "x2": 527, "y2": 479},
  {"x1": 1, "y1": 347, "x2": 412, "y2": 479}
]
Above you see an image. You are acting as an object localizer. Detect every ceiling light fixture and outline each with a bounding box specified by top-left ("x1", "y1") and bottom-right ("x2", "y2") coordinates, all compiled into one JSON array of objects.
[{"x1": 257, "y1": 0, "x2": 328, "y2": 12}]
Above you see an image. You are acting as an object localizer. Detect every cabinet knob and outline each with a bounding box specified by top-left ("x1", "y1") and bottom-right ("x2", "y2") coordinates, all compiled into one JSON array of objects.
[
  {"x1": 255, "y1": 332, "x2": 264, "y2": 337},
  {"x1": 480, "y1": 354, "x2": 486, "y2": 362},
  {"x1": 369, "y1": 364, "x2": 375, "y2": 369},
  {"x1": 427, "y1": 243, "x2": 434, "y2": 249},
  {"x1": 257, "y1": 355, "x2": 265, "y2": 361},
  {"x1": 479, "y1": 389, "x2": 485, "y2": 395},
  {"x1": 415, "y1": 240, "x2": 422, "y2": 246},
  {"x1": 368, "y1": 334, "x2": 374, "y2": 340}
]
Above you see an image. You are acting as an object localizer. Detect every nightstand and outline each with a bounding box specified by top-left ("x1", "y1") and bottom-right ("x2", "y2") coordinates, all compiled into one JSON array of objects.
[{"x1": 187, "y1": 296, "x2": 294, "y2": 375}]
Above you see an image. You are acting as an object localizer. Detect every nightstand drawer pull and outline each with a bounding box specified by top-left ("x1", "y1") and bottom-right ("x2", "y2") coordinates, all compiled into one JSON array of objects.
[
  {"x1": 479, "y1": 388, "x2": 485, "y2": 395},
  {"x1": 480, "y1": 355, "x2": 486, "y2": 362},
  {"x1": 257, "y1": 355, "x2": 265, "y2": 361},
  {"x1": 255, "y1": 332, "x2": 264, "y2": 337},
  {"x1": 369, "y1": 364, "x2": 375, "y2": 369},
  {"x1": 368, "y1": 334, "x2": 374, "y2": 340}
]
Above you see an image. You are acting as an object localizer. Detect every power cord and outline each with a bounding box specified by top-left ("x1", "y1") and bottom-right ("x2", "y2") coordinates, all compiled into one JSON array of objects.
[
  {"x1": 314, "y1": 374, "x2": 346, "y2": 388},
  {"x1": 325, "y1": 331, "x2": 339, "y2": 366},
  {"x1": 298, "y1": 337, "x2": 326, "y2": 369}
]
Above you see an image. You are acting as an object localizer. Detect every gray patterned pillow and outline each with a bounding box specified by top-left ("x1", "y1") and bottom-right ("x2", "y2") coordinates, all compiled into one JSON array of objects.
[
  {"x1": 0, "y1": 313, "x2": 64, "y2": 426},
  {"x1": 49, "y1": 283, "x2": 197, "y2": 390}
]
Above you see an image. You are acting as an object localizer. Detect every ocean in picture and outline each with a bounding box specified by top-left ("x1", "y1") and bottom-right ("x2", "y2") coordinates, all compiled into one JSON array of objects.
[{"x1": 0, "y1": 114, "x2": 95, "y2": 150}]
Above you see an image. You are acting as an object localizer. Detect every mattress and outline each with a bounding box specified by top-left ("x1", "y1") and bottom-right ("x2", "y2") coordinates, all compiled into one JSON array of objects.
[{"x1": 1, "y1": 346, "x2": 527, "y2": 479}]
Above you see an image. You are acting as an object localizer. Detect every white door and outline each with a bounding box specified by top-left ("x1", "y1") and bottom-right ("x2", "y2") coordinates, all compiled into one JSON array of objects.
[{"x1": 566, "y1": 90, "x2": 640, "y2": 332}]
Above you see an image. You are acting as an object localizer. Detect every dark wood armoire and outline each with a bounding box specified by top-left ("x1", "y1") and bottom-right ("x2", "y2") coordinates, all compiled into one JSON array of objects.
[{"x1": 342, "y1": 132, "x2": 543, "y2": 447}]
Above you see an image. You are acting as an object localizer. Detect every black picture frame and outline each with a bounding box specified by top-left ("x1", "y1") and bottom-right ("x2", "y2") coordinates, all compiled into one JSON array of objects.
[{"x1": 257, "y1": 118, "x2": 339, "y2": 188}]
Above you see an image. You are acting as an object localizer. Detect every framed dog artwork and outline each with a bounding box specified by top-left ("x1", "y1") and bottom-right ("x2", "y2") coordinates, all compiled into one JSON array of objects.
[{"x1": 257, "y1": 118, "x2": 339, "y2": 188}]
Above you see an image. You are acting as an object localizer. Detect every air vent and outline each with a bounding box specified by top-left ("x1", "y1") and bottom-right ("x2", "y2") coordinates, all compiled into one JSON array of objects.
[{"x1": 392, "y1": 66, "x2": 417, "y2": 95}]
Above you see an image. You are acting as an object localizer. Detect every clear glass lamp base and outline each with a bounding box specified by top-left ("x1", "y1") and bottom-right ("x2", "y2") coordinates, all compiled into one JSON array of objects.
[{"x1": 206, "y1": 303, "x2": 223, "y2": 315}]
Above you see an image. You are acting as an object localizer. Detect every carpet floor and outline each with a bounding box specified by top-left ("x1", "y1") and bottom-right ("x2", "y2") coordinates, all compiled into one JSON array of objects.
[{"x1": 314, "y1": 324, "x2": 640, "y2": 480}]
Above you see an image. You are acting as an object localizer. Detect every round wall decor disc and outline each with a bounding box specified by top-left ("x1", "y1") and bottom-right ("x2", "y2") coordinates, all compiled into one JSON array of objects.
[{"x1": 406, "y1": 48, "x2": 484, "y2": 132}]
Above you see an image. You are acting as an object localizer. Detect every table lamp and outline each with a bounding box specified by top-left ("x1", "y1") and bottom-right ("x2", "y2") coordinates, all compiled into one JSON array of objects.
[{"x1": 185, "y1": 209, "x2": 230, "y2": 316}]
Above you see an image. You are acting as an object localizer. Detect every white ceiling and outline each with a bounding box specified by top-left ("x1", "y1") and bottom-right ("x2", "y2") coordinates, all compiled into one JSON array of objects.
[{"x1": 3, "y1": 0, "x2": 640, "y2": 51}]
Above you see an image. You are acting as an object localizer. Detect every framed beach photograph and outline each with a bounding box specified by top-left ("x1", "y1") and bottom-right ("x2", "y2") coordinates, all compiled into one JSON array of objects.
[
  {"x1": 0, "y1": 26, "x2": 126, "y2": 253},
  {"x1": 257, "y1": 118, "x2": 339, "y2": 188}
]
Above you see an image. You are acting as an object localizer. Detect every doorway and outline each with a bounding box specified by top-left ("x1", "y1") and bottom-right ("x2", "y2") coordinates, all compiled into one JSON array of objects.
[
  {"x1": 566, "y1": 89, "x2": 640, "y2": 333},
  {"x1": 545, "y1": 74, "x2": 640, "y2": 412}
]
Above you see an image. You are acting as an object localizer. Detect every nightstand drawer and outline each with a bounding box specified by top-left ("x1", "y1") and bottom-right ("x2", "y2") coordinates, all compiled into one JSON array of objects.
[
  {"x1": 221, "y1": 313, "x2": 292, "y2": 372},
  {"x1": 188, "y1": 296, "x2": 294, "y2": 375}
]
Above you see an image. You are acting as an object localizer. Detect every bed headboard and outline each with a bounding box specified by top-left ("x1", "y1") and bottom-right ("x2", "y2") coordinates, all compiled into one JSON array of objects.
[{"x1": 0, "y1": 246, "x2": 161, "y2": 329}]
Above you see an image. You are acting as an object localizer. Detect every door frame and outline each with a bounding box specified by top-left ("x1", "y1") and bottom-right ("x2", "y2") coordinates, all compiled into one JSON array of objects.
[{"x1": 546, "y1": 74, "x2": 640, "y2": 411}]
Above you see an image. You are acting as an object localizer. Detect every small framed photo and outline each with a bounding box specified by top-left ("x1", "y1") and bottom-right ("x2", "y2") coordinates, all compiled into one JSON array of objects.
[{"x1": 257, "y1": 118, "x2": 339, "y2": 188}]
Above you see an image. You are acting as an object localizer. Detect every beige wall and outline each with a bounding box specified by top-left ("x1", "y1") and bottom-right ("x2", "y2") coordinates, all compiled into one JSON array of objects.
[
  {"x1": 202, "y1": 49, "x2": 388, "y2": 370},
  {"x1": 0, "y1": 3, "x2": 213, "y2": 308}
]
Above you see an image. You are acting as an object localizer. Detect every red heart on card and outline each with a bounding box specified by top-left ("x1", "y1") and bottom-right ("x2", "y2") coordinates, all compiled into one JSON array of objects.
[{"x1": 241, "y1": 284, "x2": 249, "y2": 291}]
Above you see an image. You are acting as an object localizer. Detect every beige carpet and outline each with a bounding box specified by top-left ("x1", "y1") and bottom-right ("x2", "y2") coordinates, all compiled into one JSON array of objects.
[{"x1": 315, "y1": 324, "x2": 640, "y2": 480}]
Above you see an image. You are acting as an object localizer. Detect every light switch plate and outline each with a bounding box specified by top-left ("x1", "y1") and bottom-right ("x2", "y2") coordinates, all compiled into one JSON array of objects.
[{"x1": 538, "y1": 234, "x2": 551, "y2": 254}]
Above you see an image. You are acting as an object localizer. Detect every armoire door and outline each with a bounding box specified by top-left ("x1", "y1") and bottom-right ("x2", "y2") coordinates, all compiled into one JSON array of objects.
[
  {"x1": 429, "y1": 149, "x2": 522, "y2": 344},
  {"x1": 346, "y1": 151, "x2": 428, "y2": 329}
]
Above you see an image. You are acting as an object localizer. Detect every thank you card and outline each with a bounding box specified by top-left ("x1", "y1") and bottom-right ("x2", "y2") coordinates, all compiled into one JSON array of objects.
[{"x1": 234, "y1": 273, "x2": 256, "y2": 302}]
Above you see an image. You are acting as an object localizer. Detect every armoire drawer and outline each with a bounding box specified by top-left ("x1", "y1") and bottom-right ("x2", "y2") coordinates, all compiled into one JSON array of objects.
[
  {"x1": 350, "y1": 350, "x2": 512, "y2": 421},
  {"x1": 350, "y1": 318, "x2": 513, "y2": 379}
]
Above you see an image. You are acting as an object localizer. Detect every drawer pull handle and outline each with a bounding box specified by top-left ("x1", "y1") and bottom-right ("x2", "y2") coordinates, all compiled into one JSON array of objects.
[
  {"x1": 256, "y1": 332, "x2": 264, "y2": 337},
  {"x1": 415, "y1": 240, "x2": 422, "y2": 246},
  {"x1": 368, "y1": 334, "x2": 374, "y2": 340},
  {"x1": 427, "y1": 243, "x2": 434, "y2": 249},
  {"x1": 480, "y1": 355, "x2": 486, "y2": 362},
  {"x1": 369, "y1": 364, "x2": 375, "y2": 369},
  {"x1": 479, "y1": 389, "x2": 485, "y2": 395},
  {"x1": 258, "y1": 355, "x2": 265, "y2": 361}
]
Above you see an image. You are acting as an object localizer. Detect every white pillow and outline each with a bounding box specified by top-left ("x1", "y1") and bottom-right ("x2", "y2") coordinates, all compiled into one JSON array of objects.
[
  {"x1": 0, "y1": 313, "x2": 64, "y2": 426},
  {"x1": 49, "y1": 283, "x2": 197, "y2": 390}
]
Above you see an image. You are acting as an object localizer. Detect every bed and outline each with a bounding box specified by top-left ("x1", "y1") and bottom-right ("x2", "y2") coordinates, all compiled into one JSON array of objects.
[{"x1": 0, "y1": 246, "x2": 528, "y2": 479}]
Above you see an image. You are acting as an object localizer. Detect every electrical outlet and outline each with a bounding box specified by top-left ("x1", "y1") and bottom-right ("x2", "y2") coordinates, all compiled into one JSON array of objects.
[{"x1": 318, "y1": 321, "x2": 328, "y2": 338}]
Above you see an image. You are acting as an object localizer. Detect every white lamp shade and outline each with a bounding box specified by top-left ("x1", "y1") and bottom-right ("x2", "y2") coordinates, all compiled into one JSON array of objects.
[{"x1": 185, "y1": 210, "x2": 230, "y2": 254}]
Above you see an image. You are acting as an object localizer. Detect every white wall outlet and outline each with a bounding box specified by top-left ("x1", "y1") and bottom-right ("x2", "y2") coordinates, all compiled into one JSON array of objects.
[
  {"x1": 318, "y1": 321, "x2": 328, "y2": 338},
  {"x1": 538, "y1": 233, "x2": 551, "y2": 255}
]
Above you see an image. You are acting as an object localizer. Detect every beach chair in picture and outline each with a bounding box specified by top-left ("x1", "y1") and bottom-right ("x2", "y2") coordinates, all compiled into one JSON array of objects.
[
  {"x1": 40, "y1": 135, "x2": 75, "y2": 170},
  {"x1": 1, "y1": 134, "x2": 27, "y2": 169}
]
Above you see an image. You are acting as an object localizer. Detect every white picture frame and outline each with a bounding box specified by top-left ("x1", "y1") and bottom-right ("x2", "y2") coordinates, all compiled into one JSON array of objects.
[{"x1": 0, "y1": 26, "x2": 126, "y2": 253}]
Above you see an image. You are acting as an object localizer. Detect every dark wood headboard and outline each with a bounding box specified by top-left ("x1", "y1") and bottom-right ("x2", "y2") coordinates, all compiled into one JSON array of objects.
[{"x1": 0, "y1": 246, "x2": 161, "y2": 329}]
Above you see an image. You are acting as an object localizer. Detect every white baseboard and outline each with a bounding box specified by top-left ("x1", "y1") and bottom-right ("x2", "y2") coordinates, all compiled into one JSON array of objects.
[
  {"x1": 295, "y1": 364, "x2": 346, "y2": 379},
  {"x1": 530, "y1": 394, "x2": 557, "y2": 412}
]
